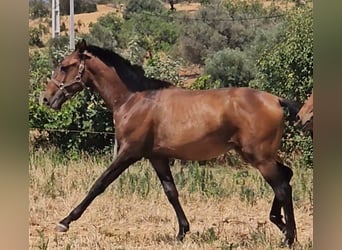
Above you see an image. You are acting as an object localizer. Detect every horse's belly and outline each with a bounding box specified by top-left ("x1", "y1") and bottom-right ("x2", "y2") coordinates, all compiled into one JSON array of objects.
[{"x1": 153, "y1": 137, "x2": 232, "y2": 161}]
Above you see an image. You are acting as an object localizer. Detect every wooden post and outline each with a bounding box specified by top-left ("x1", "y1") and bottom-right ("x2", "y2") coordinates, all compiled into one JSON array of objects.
[
  {"x1": 52, "y1": 0, "x2": 60, "y2": 38},
  {"x1": 69, "y1": 0, "x2": 75, "y2": 50},
  {"x1": 113, "y1": 119, "x2": 118, "y2": 159}
]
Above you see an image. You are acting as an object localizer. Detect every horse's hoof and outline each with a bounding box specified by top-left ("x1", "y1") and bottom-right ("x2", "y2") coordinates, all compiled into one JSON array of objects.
[
  {"x1": 176, "y1": 234, "x2": 185, "y2": 242},
  {"x1": 283, "y1": 237, "x2": 295, "y2": 248},
  {"x1": 55, "y1": 223, "x2": 69, "y2": 232}
]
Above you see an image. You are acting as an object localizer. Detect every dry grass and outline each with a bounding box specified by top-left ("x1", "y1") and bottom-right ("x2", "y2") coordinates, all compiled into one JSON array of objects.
[{"x1": 29, "y1": 148, "x2": 312, "y2": 249}]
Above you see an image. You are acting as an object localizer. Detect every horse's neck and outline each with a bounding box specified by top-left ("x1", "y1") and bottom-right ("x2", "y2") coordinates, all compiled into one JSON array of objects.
[{"x1": 89, "y1": 63, "x2": 132, "y2": 112}]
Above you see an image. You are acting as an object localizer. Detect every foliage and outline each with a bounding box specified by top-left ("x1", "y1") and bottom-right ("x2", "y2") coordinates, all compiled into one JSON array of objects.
[
  {"x1": 124, "y1": 37, "x2": 148, "y2": 65},
  {"x1": 120, "y1": 12, "x2": 180, "y2": 55},
  {"x1": 59, "y1": 0, "x2": 97, "y2": 15},
  {"x1": 123, "y1": 0, "x2": 166, "y2": 20},
  {"x1": 29, "y1": 0, "x2": 50, "y2": 19},
  {"x1": 189, "y1": 75, "x2": 220, "y2": 90},
  {"x1": 87, "y1": 13, "x2": 124, "y2": 50},
  {"x1": 29, "y1": 45, "x2": 114, "y2": 153},
  {"x1": 46, "y1": 36, "x2": 71, "y2": 66},
  {"x1": 204, "y1": 48, "x2": 256, "y2": 87},
  {"x1": 250, "y1": 6, "x2": 313, "y2": 102},
  {"x1": 29, "y1": 49, "x2": 51, "y2": 93},
  {"x1": 177, "y1": 0, "x2": 280, "y2": 64},
  {"x1": 144, "y1": 53, "x2": 182, "y2": 84},
  {"x1": 178, "y1": 20, "x2": 226, "y2": 64},
  {"x1": 29, "y1": 27, "x2": 45, "y2": 48}
]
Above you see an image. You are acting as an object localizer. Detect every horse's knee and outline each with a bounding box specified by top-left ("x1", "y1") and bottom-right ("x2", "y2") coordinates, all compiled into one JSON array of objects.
[{"x1": 274, "y1": 182, "x2": 292, "y2": 202}]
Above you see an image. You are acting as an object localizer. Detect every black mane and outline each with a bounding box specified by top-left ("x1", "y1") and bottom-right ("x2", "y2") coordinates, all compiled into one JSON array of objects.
[{"x1": 85, "y1": 45, "x2": 174, "y2": 92}]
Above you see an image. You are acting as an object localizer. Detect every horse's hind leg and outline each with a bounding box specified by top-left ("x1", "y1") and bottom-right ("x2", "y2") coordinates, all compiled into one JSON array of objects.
[
  {"x1": 258, "y1": 161, "x2": 297, "y2": 247},
  {"x1": 270, "y1": 196, "x2": 286, "y2": 232},
  {"x1": 149, "y1": 157, "x2": 190, "y2": 241}
]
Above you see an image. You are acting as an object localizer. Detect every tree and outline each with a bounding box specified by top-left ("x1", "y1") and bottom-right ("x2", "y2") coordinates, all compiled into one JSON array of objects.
[{"x1": 250, "y1": 6, "x2": 313, "y2": 103}]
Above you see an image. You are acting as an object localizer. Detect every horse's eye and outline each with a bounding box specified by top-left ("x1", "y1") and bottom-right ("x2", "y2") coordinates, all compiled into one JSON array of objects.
[{"x1": 60, "y1": 65, "x2": 68, "y2": 72}]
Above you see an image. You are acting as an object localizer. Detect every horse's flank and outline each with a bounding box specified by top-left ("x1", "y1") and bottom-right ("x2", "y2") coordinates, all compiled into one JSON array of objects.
[{"x1": 114, "y1": 87, "x2": 284, "y2": 162}]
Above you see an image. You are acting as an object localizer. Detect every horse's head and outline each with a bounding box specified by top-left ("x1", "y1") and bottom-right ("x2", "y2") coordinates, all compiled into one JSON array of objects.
[
  {"x1": 296, "y1": 92, "x2": 313, "y2": 132},
  {"x1": 41, "y1": 39, "x2": 91, "y2": 110}
]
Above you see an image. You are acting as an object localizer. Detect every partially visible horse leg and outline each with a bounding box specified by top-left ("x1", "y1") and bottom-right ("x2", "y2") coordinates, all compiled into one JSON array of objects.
[
  {"x1": 269, "y1": 196, "x2": 286, "y2": 232},
  {"x1": 149, "y1": 157, "x2": 190, "y2": 241},
  {"x1": 56, "y1": 146, "x2": 140, "y2": 232},
  {"x1": 258, "y1": 160, "x2": 297, "y2": 247}
]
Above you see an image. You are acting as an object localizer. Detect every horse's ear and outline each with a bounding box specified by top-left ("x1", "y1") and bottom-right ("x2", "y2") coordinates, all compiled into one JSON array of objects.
[
  {"x1": 75, "y1": 39, "x2": 87, "y2": 52},
  {"x1": 79, "y1": 53, "x2": 91, "y2": 60}
]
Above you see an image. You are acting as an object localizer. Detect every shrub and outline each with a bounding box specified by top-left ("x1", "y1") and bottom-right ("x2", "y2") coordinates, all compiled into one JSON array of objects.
[
  {"x1": 144, "y1": 53, "x2": 182, "y2": 84},
  {"x1": 29, "y1": 27, "x2": 44, "y2": 48},
  {"x1": 250, "y1": 6, "x2": 313, "y2": 102},
  {"x1": 123, "y1": 0, "x2": 166, "y2": 19},
  {"x1": 177, "y1": 0, "x2": 280, "y2": 64},
  {"x1": 29, "y1": 0, "x2": 50, "y2": 19},
  {"x1": 120, "y1": 12, "x2": 180, "y2": 53},
  {"x1": 46, "y1": 36, "x2": 70, "y2": 66},
  {"x1": 204, "y1": 48, "x2": 256, "y2": 87},
  {"x1": 87, "y1": 13, "x2": 124, "y2": 50},
  {"x1": 179, "y1": 21, "x2": 226, "y2": 64},
  {"x1": 189, "y1": 75, "x2": 221, "y2": 90}
]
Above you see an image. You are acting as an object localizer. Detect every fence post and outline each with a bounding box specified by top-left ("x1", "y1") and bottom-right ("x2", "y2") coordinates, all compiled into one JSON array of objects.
[{"x1": 113, "y1": 118, "x2": 118, "y2": 160}]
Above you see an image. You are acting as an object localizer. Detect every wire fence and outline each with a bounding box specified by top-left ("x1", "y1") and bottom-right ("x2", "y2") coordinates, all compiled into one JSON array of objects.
[
  {"x1": 29, "y1": 127, "x2": 311, "y2": 142},
  {"x1": 29, "y1": 127, "x2": 115, "y2": 136}
]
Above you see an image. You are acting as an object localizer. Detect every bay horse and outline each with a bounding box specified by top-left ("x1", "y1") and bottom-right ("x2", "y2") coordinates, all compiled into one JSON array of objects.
[
  {"x1": 297, "y1": 91, "x2": 313, "y2": 137},
  {"x1": 41, "y1": 40, "x2": 299, "y2": 246}
]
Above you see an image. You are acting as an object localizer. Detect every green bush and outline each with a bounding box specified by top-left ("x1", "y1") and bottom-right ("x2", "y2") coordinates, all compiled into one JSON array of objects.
[
  {"x1": 250, "y1": 6, "x2": 313, "y2": 102},
  {"x1": 144, "y1": 53, "x2": 182, "y2": 84},
  {"x1": 29, "y1": 27, "x2": 45, "y2": 48},
  {"x1": 87, "y1": 13, "x2": 124, "y2": 50},
  {"x1": 123, "y1": 0, "x2": 166, "y2": 19},
  {"x1": 189, "y1": 75, "x2": 221, "y2": 90},
  {"x1": 29, "y1": 0, "x2": 50, "y2": 19},
  {"x1": 46, "y1": 36, "x2": 71, "y2": 66},
  {"x1": 120, "y1": 12, "x2": 180, "y2": 53},
  {"x1": 204, "y1": 48, "x2": 256, "y2": 87},
  {"x1": 178, "y1": 21, "x2": 226, "y2": 64},
  {"x1": 177, "y1": 0, "x2": 280, "y2": 64}
]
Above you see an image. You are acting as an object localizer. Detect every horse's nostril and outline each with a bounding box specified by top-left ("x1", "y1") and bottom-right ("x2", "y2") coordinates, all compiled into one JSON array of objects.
[{"x1": 43, "y1": 97, "x2": 49, "y2": 105}]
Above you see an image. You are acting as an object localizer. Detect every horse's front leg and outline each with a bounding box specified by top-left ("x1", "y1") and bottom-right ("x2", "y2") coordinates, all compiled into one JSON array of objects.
[
  {"x1": 56, "y1": 146, "x2": 140, "y2": 232},
  {"x1": 149, "y1": 157, "x2": 190, "y2": 241}
]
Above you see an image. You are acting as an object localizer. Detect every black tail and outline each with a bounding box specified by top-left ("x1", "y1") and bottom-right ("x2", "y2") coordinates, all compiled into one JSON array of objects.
[{"x1": 279, "y1": 98, "x2": 301, "y2": 121}]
